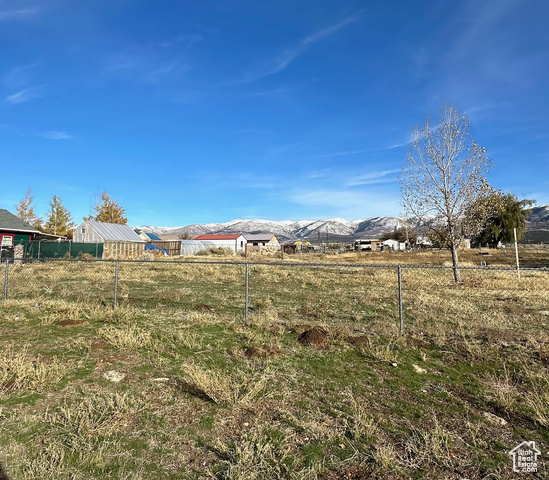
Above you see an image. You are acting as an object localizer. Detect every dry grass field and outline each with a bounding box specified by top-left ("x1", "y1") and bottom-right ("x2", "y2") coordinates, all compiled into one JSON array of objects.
[{"x1": 0, "y1": 249, "x2": 548, "y2": 479}]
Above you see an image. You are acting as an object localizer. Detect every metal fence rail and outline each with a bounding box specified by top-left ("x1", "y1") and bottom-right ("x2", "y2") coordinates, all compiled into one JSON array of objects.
[{"x1": 1, "y1": 258, "x2": 548, "y2": 334}]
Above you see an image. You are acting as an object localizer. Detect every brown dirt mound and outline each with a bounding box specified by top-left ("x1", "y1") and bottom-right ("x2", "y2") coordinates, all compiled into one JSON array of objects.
[
  {"x1": 56, "y1": 320, "x2": 89, "y2": 327},
  {"x1": 244, "y1": 346, "x2": 283, "y2": 358},
  {"x1": 298, "y1": 327, "x2": 329, "y2": 346}
]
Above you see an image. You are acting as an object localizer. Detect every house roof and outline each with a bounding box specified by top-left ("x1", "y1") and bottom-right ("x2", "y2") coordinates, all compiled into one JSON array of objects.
[
  {"x1": 243, "y1": 234, "x2": 277, "y2": 242},
  {"x1": 80, "y1": 221, "x2": 145, "y2": 242},
  {"x1": 194, "y1": 234, "x2": 243, "y2": 240},
  {"x1": 146, "y1": 232, "x2": 163, "y2": 241},
  {"x1": 0, "y1": 209, "x2": 41, "y2": 234},
  {"x1": 134, "y1": 229, "x2": 163, "y2": 241}
]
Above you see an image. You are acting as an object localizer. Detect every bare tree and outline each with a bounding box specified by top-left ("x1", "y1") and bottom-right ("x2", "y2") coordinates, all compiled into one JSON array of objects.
[
  {"x1": 15, "y1": 188, "x2": 42, "y2": 229},
  {"x1": 400, "y1": 105, "x2": 492, "y2": 282}
]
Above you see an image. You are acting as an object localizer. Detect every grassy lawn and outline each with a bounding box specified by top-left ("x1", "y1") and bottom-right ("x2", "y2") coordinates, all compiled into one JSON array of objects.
[{"x1": 0, "y1": 250, "x2": 548, "y2": 479}]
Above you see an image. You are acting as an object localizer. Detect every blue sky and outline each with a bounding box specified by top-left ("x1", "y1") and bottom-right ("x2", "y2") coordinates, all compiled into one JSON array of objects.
[{"x1": 1, "y1": 0, "x2": 548, "y2": 226}]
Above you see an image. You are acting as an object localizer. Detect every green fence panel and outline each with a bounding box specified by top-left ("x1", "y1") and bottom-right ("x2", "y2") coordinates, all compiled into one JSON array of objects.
[{"x1": 26, "y1": 242, "x2": 103, "y2": 259}]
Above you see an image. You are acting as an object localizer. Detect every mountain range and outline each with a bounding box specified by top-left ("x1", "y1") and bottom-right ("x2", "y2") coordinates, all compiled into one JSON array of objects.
[{"x1": 138, "y1": 205, "x2": 549, "y2": 243}]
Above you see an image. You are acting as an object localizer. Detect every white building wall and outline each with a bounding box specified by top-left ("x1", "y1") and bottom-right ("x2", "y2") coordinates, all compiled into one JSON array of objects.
[
  {"x1": 73, "y1": 222, "x2": 104, "y2": 243},
  {"x1": 204, "y1": 238, "x2": 246, "y2": 253}
]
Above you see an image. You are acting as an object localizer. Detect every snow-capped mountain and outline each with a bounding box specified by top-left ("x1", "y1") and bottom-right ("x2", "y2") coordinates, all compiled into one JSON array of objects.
[
  {"x1": 527, "y1": 205, "x2": 549, "y2": 223},
  {"x1": 138, "y1": 216, "x2": 411, "y2": 242},
  {"x1": 137, "y1": 207, "x2": 549, "y2": 242}
]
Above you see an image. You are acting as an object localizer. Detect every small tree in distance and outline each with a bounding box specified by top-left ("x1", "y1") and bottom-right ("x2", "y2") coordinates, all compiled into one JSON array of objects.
[
  {"x1": 43, "y1": 195, "x2": 75, "y2": 238},
  {"x1": 400, "y1": 105, "x2": 493, "y2": 282},
  {"x1": 15, "y1": 188, "x2": 42, "y2": 230},
  {"x1": 85, "y1": 191, "x2": 128, "y2": 224}
]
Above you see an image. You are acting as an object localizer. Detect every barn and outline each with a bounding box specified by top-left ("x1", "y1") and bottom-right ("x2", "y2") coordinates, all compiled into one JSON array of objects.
[
  {"x1": 193, "y1": 234, "x2": 247, "y2": 253},
  {"x1": 243, "y1": 233, "x2": 280, "y2": 253},
  {"x1": 73, "y1": 220, "x2": 145, "y2": 259}
]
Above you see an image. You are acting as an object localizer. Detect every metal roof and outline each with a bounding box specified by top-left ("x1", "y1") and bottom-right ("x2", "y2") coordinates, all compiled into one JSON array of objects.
[
  {"x1": 82, "y1": 221, "x2": 145, "y2": 242},
  {"x1": 243, "y1": 234, "x2": 277, "y2": 242},
  {"x1": 0, "y1": 209, "x2": 41, "y2": 234},
  {"x1": 194, "y1": 234, "x2": 243, "y2": 240}
]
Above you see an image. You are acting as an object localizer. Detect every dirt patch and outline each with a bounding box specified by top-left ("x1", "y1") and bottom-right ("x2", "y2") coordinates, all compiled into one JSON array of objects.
[
  {"x1": 244, "y1": 346, "x2": 284, "y2": 358},
  {"x1": 56, "y1": 319, "x2": 89, "y2": 327},
  {"x1": 298, "y1": 327, "x2": 329, "y2": 346},
  {"x1": 90, "y1": 338, "x2": 110, "y2": 350},
  {"x1": 346, "y1": 335, "x2": 369, "y2": 345}
]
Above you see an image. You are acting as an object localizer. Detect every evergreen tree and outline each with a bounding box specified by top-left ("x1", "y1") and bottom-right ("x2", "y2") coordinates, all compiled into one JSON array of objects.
[
  {"x1": 43, "y1": 195, "x2": 75, "y2": 238},
  {"x1": 85, "y1": 191, "x2": 128, "y2": 224}
]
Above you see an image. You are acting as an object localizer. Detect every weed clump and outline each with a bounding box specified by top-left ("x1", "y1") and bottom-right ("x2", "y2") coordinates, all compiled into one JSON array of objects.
[
  {"x1": 179, "y1": 364, "x2": 272, "y2": 406},
  {"x1": 0, "y1": 345, "x2": 66, "y2": 394}
]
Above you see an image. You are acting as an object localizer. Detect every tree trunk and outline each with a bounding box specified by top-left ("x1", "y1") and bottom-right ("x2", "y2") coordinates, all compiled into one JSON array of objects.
[{"x1": 450, "y1": 243, "x2": 461, "y2": 283}]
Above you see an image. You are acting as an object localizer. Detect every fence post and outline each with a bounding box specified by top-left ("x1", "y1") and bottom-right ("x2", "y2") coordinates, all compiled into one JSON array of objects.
[
  {"x1": 514, "y1": 227, "x2": 521, "y2": 283},
  {"x1": 38, "y1": 241, "x2": 41, "y2": 260},
  {"x1": 3, "y1": 259, "x2": 9, "y2": 300},
  {"x1": 245, "y1": 263, "x2": 249, "y2": 322},
  {"x1": 398, "y1": 265, "x2": 403, "y2": 334},
  {"x1": 113, "y1": 260, "x2": 120, "y2": 309}
]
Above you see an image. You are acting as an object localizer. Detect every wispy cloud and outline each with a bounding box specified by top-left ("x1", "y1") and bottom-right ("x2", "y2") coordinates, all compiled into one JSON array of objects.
[
  {"x1": 244, "y1": 15, "x2": 358, "y2": 82},
  {"x1": 314, "y1": 149, "x2": 371, "y2": 159},
  {"x1": 290, "y1": 188, "x2": 401, "y2": 219},
  {"x1": 41, "y1": 131, "x2": 72, "y2": 140},
  {"x1": 106, "y1": 50, "x2": 191, "y2": 85},
  {"x1": 3, "y1": 61, "x2": 41, "y2": 89},
  {"x1": 345, "y1": 169, "x2": 400, "y2": 187},
  {"x1": 6, "y1": 86, "x2": 43, "y2": 104},
  {"x1": 313, "y1": 142, "x2": 407, "y2": 159},
  {"x1": 0, "y1": 7, "x2": 41, "y2": 20},
  {"x1": 156, "y1": 34, "x2": 202, "y2": 50}
]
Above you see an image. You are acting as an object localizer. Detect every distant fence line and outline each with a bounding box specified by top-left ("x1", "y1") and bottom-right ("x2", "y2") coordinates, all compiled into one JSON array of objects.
[{"x1": 1, "y1": 258, "x2": 548, "y2": 334}]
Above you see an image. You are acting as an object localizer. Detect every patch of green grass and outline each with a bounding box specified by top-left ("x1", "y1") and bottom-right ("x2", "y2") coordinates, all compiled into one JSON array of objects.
[{"x1": 1, "y1": 255, "x2": 548, "y2": 479}]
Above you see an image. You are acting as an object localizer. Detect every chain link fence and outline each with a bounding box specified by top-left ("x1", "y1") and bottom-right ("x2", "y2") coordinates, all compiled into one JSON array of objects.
[{"x1": 1, "y1": 258, "x2": 548, "y2": 333}]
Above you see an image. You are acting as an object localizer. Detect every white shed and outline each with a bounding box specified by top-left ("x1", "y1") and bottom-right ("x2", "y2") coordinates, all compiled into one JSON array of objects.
[
  {"x1": 382, "y1": 239, "x2": 407, "y2": 251},
  {"x1": 193, "y1": 234, "x2": 247, "y2": 253}
]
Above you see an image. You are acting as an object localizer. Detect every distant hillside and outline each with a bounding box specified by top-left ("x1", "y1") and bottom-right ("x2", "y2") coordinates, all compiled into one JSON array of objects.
[
  {"x1": 138, "y1": 205, "x2": 549, "y2": 244},
  {"x1": 140, "y1": 216, "x2": 420, "y2": 243}
]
